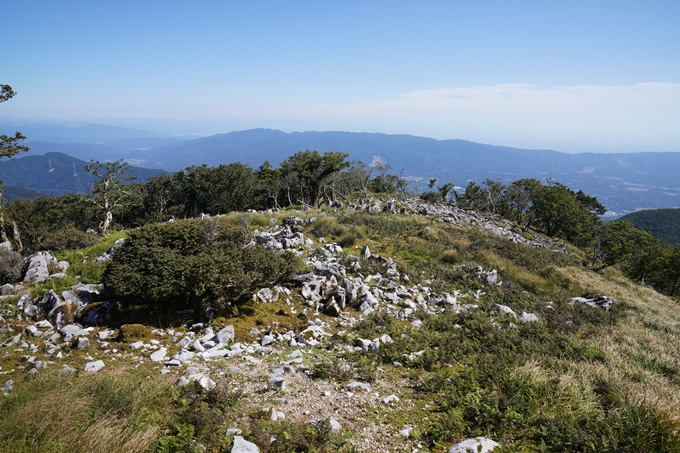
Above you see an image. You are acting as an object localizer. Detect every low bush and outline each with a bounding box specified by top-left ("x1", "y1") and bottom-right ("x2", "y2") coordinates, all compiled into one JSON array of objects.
[
  {"x1": 0, "y1": 249, "x2": 23, "y2": 283},
  {"x1": 42, "y1": 223, "x2": 99, "y2": 251},
  {"x1": 105, "y1": 218, "x2": 300, "y2": 316}
]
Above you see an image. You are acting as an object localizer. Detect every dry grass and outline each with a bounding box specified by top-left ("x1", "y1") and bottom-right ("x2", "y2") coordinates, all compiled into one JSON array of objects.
[
  {"x1": 549, "y1": 267, "x2": 680, "y2": 436},
  {"x1": 0, "y1": 367, "x2": 174, "y2": 453}
]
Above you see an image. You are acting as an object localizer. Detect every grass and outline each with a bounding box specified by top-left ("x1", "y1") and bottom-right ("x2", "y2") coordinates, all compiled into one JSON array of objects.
[
  {"x1": 5, "y1": 205, "x2": 680, "y2": 452},
  {"x1": 0, "y1": 367, "x2": 173, "y2": 453}
]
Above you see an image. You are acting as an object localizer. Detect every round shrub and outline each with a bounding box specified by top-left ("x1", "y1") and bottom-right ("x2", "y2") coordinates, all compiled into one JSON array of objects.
[{"x1": 105, "y1": 218, "x2": 300, "y2": 316}]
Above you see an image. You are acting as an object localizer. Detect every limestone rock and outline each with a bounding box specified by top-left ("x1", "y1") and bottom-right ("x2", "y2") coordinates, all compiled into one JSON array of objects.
[
  {"x1": 346, "y1": 381, "x2": 371, "y2": 392},
  {"x1": 570, "y1": 296, "x2": 613, "y2": 311},
  {"x1": 0, "y1": 283, "x2": 14, "y2": 295},
  {"x1": 519, "y1": 312, "x2": 539, "y2": 323},
  {"x1": 60, "y1": 324, "x2": 89, "y2": 342},
  {"x1": 95, "y1": 238, "x2": 126, "y2": 263},
  {"x1": 150, "y1": 348, "x2": 168, "y2": 362},
  {"x1": 23, "y1": 252, "x2": 56, "y2": 284},
  {"x1": 449, "y1": 437, "x2": 499, "y2": 453},
  {"x1": 72, "y1": 337, "x2": 90, "y2": 349},
  {"x1": 489, "y1": 304, "x2": 517, "y2": 319},
  {"x1": 214, "y1": 325, "x2": 235, "y2": 344},
  {"x1": 84, "y1": 360, "x2": 105, "y2": 372},
  {"x1": 232, "y1": 436, "x2": 260, "y2": 453},
  {"x1": 267, "y1": 377, "x2": 286, "y2": 390}
]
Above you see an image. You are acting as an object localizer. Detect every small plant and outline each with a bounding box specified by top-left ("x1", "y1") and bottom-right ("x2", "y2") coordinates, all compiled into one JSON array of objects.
[
  {"x1": 118, "y1": 323, "x2": 149, "y2": 342},
  {"x1": 0, "y1": 249, "x2": 23, "y2": 283}
]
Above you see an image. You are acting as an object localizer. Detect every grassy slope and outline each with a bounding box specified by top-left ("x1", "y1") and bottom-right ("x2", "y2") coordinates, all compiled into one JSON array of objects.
[{"x1": 2, "y1": 207, "x2": 680, "y2": 452}]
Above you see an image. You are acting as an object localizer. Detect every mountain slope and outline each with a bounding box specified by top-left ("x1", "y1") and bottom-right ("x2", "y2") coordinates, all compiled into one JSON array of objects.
[
  {"x1": 142, "y1": 129, "x2": 680, "y2": 215},
  {"x1": 6, "y1": 128, "x2": 680, "y2": 215},
  {"x1": 619, "y1": 208, "x2": 680, "y2": 245},
  {"x1": 2, "y1": 203, "x2": 680, "y2": 451},
  {"x1": 0, "y1": 152, "x2": 168, "y2": 194}
]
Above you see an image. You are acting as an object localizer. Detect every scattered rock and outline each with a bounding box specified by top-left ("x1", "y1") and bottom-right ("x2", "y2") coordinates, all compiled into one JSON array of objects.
[
  {"x1": 95, "y1": 238, "x2": 126, "y2": 263},
  {"x1": 23, "y1": 251, "x2": 56, "y2": 284},
  {"x1": 150, "y1": 348, "x2": 168, "y2": 362},
  {"x1": 232, "y1": 436, "x2": 260, "y2": 453},
  {"x1": 267, "y1": 377, "x2": 286, "y2": 390},
  {"x1": 214, "y1": 325, "x2": 235, "y2": 344},
  {"x1": 519, "y1": 312, "x2": 539, "y2": 323},
  {"x1": 346, "y1": 381, "x2": 371, "y2": 392},
  {"x1": 449, "y1": 437, "x2": 499, "y2": 453},
  {"x1": 489, "y1": 304, "x2": 517, "y2": 319},
  {"x1": 570, "y1": 296, "x2": 613, "y2": 311},
  {"x1": 84, "y1": 360, "x2": 105, "y2": 372},
  {"x1": 72, "y1": 337, "x2": 90, "y2": 349}
]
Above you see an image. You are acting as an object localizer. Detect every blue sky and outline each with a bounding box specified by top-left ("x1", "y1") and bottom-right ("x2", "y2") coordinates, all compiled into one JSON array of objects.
[{"x1": 2, "y1": 1, "x2": 679, "y2": 152}]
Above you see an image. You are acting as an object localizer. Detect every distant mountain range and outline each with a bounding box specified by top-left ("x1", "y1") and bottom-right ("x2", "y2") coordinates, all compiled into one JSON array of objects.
[
  {"x1": 1, "y1": 123, "x2": 679, "y2": 216},
  {"x1": 0, "y1": 152, "x2": 167, "y2": 199}
]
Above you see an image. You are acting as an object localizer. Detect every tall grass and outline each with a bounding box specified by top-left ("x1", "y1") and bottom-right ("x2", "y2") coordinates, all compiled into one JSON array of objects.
[{"x1": 0, "y1": 367, "x2": 173, "y2": 453}]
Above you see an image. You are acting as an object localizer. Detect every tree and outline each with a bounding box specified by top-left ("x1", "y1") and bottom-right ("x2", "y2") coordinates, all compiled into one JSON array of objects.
[
  {"x1": 85, "y1": 159, "x2": 138, "y2": 235},
  {"x1": 136, "y1": 173, "x2": 183, "y2": 224},
  {"x1": 438, "y1": 182, "x2": 455, "y2": 201},
  {"x1": 279, "y1": 150, "x2": 349, "y2": 206},
  {"x1": 255, "y1": 160, "x2": 282, "y2": 209},
  {"x1": 482, "y1": 178, "x2": 506, "y2": 214},
  {"x1": 0, "y1": 85, "x2": 29, "y2": 160},
  {"x1": 174, "y1": 163, "x2": 259, "y2": 217},
  {"x1": 458, "y1": 181, "x2": 484, "y2": 209},
  {"x1": 532, "y1": 182, "x2": 599, "y2": 246},
  {"x1": 500, "y1": 178, "x2": 542, "y2": 230},
  {"x1": 592, "y1": 220, "x2": 658, "y2": 272},
  {"x1": 0, "y1": 85, "x2": 30, "y2": 245}
]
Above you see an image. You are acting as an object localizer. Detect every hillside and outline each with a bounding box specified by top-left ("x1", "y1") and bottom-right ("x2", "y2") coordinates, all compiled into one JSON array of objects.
[
  {"x1": 1, "y1": 198, "x2": 680, "y2": 452},
  {"x1": 619, "y1": 208, "x2": 680, "y2": 245},
  {"x1": 3, "y1": 125, "x2": 680, "y2": 215},
  {"x1": 0, "y1": 152, "x2": 168, "y2": 195}
]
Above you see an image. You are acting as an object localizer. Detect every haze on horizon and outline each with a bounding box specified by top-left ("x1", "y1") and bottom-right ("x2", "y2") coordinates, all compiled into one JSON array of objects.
[{"x1": 2, "y1": 1, "x2": 679, "y2": 154}]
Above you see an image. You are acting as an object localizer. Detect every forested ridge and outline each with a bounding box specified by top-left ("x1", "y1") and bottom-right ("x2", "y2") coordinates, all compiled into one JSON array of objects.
[
  {"x1": 619, "y1": 208, "x2": 680, "y2": 246},
  {"x1": 1, "y1": 150, "x2": 678, "y2": 299}
]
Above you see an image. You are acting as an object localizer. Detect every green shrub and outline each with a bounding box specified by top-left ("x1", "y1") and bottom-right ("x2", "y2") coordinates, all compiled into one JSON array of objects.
[
  {"x1": 42, "y1": 224, "x2": 99, "y2": 251},
  {"x1": 0, "y1": 249, "x2": 23, "y2": 283},
  {"x1": 105, "y1": 218, "x2": 300, "y2": 316},
  {"x1": 118, "y1": 324, "x2": 149, "y2": 342},
  {"x1": 338, "y1": 234, "x2": 357, "y2": 248},
  {"x1": 420, "y1": 191, "x2": 442, "y2": 203}
]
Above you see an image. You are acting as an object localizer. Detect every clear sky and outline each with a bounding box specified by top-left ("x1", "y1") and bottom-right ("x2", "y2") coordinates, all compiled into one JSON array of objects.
[{"x1": 2, "y1": 1, "x2": 679, "y2": 152}]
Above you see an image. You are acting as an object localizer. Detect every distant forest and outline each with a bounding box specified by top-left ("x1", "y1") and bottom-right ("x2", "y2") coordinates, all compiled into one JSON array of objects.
[{"x1": 619, "y1": 208, "x2": 680, "y2": 246}]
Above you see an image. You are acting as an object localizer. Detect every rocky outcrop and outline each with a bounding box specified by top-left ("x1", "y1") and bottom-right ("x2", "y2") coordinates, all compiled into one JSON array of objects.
[
  {"x1": 449, "y1": 437, "x2": 499, "y2": 453},
  {"x1": 22, "y1": 251, "x2": 57, "y2": 284},
  {"x1": 570, "y1": 296, "x2": 613, "y2": 311},
  {"x1": 95, "y1": 238, "x2": 126, "y2": 263}
]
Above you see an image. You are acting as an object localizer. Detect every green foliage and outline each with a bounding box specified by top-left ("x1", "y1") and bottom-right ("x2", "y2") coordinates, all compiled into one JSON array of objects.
[
  {"x1": 85, "y1": 159, "x2": 139, "y2": 235},
  {"x1": 280, "y1": 150, "x2": 350, "y2": 206},
  {"x1": 0, "y1": 84, "x2": 29, "y2": 160},
  {"x1": 348, "y1": 293, "x2": 680, "y2": 451},
  {"x1": 173, "y1": 163, "x2": 259, "y2": 217},
  {"x1": 245, "y1": 418, "x2": 352, "y2": 453},
  {"x1": 105, "y1": 218, "x2": 300, "y2": 316},
  {"x1": 42, "y1": 223, "x2": 99, "y2": 251},
  {"x1": 420, "y1": 191, "x2": 442, "y2": 203},
  {"x1": 619, "y1": 208, "x2": 680, "y2": 246},
  {"x1": 0, "y1": 249, "x2": 23, "y2": 283},
  {"x1": 0, "y1": 368, "x2": 174, "y2": 453},
  {"x1": 6, "y1": 194, "x2": 101, "y2": 253},
  {"x1": 532, "y1": 182, "x2": 599, "y2": 246},
  {"x1": 159, "y1": 382, "x2": 244, "y2": 452}
]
